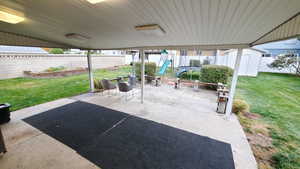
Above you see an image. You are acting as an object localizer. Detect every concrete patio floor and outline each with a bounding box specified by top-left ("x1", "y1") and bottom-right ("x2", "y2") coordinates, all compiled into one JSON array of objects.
[{"x1": 0, "y1": 84, "x2": 257, "y2": 169}]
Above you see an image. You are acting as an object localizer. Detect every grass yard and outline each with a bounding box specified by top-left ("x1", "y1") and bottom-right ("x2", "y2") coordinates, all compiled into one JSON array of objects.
[
  {"x1": 0, "y1": 66, "x2": 131, "y2": 111},
  {"x1": 237, "y1": 73, "x2": 300, "y2": 169}
]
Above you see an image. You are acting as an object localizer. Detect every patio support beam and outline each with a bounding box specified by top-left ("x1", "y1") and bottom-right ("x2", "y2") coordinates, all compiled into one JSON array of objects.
[
  {"x1": 140, "y1": 49, "x2": 145, "y2": 104},
  {"x1": 226, "y1": 48, "x2": 243, "y2": 117},
  {"x1": 87, "y1": 50, "x2": 95, "y2": 92}
]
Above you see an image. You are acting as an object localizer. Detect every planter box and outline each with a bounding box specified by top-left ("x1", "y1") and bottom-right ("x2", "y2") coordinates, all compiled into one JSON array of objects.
[{"x1": 23, "y1": 68, "x2": 88, "y2": 78}]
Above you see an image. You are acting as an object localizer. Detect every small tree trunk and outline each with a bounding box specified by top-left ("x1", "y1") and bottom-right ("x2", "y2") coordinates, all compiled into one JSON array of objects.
[{"x1": 296, "y1": 67, "x2": 300, "y2": 76}]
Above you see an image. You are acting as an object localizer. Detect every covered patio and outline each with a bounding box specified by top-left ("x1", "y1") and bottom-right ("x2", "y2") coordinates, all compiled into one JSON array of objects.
[
  {"x1": 1, "y1": 85, "x2": 255, "y2": 169},
  {"x1": 0, "y1": 0, "x2": 300, "y2": 169}
]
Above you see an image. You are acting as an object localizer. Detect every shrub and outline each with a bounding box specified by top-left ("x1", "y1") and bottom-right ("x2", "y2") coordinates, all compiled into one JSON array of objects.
[
  {"x1": 45, "y1": 66, "x2": 66, "y2": 72},
  {"x1": 232, "y1": 99, "x2": 249, "y2": 114},
  {"x1": 200, "y1": 65, "x2": 233, "y2": 84},
  {"x1": 49, "y1": 48, "x2": 64, "y2": 54},
  {"x1": 135, "y1": 62, "x2": 157, "y2": 80},
  {"x1": 189, "y1": 60, "x2": 201, "y2": 67},
  {"x1": 203, "y1": 59, "x2": 210, "y2": 65},
  {"x1": 180, "y1": 71, "x2": 201, "y2": 80},
  {"x1": 94, "y1": 79, "x2": 103, "y2": 90}
]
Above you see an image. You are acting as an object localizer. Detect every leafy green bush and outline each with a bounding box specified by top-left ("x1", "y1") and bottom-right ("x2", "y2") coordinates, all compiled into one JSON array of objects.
[
  {"x1": 200, "y1": 65, "x2": 233, "y2": 84},
  {"x1": 232, "y1": 99, "x2": 249, "y2": 114},
  {"x1": 135, "y1": 62, "x2": 157, "y2": 80},
  {"x1": 49, "y1": 48, "x2": 64, "y2": 54},
  {"x1": 189, "y1": 60, "x2": 201, "y2": 67}
]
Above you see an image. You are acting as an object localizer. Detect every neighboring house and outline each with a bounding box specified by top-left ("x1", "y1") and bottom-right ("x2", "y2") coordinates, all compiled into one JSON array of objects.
[
  {"x1": 100, "y1": 50, "x2": 124, "y2": 55},
  {"x1": 215, "y1": 48, "x2": 264, "y2": 77},
  {"x1": 254, "y1": 38, "x2": 300, "y2": 57},
  {"x1": 254, "y1": 38, "x2": 300, "y2": 73},
  {"x1": 0, "y1": 45, "x2": 48, "y2": 54},
  {"x1": 64, "y1": 49, "x2": 85, "y2": 54}
]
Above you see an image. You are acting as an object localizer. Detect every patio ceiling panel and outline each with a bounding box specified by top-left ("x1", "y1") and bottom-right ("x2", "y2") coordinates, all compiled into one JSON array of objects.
[
  {"x1": 0, "y1": 0, "x2": 299, "y2": 49},
  {"x1": 251, "y1": 12, "x2": 300, "y2": 46},
  {"x1": 0, "y1": 31, "x2": 74, "y2": 48}
]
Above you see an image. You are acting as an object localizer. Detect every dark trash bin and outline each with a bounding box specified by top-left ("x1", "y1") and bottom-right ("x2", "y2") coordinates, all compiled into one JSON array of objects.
[{"x1": 0, "y1": 103, "x2": 11, "y2": 124}]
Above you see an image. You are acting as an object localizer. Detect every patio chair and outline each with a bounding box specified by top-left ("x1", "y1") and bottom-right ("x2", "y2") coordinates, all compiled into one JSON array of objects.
[
  {"x1": 117, "y1": 81, "x2": 133, "y2": 101},
  {"x1": 128, "y1": 75, "x2": 136, "y2": 87},
  {"x1": 101, "y1": 79, "x2": 117, "y2": 95}
]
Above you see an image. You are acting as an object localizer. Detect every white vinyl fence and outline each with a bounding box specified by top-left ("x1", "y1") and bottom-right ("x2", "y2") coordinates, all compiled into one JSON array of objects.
[{"x1": 215, "y1": 49, "x2": 262, "y2": 77}]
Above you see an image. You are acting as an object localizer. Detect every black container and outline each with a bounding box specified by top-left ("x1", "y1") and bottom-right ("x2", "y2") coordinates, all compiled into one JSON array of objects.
[{"x1": 0, "y1": 103, "x2": 11, "y2": 124}]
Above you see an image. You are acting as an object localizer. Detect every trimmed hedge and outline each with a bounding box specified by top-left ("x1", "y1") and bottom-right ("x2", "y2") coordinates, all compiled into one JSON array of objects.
[
  {"x1": 135, "y1": 62, "x2": 157, "y2": 80},
  {"x1": 200, "y1": 65, "x2": 233, "y2": 84}
]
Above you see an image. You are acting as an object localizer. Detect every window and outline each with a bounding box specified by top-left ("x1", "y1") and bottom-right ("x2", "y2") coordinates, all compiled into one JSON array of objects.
[{"x1": 262, "y1": 54, "x2": 271, "y2": 57}]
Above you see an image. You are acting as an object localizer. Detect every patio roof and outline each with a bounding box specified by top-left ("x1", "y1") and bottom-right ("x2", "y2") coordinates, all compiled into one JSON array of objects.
[{"x1": 0, "y1": 0, "x2": 299, "y2": 49}]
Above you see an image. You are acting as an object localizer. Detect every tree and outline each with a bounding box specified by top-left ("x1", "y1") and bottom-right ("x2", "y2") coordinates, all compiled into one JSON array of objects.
[
  {"x1": 49, "y1": 48, "x2": 64, "y2": 54},
  {"x1": 268, "y1": 54, "x2": 300, "y2": 76}
]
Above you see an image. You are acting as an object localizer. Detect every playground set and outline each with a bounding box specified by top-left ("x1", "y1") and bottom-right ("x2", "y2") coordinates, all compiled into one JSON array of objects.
[
  {"x1": 142, "y1": 50, "x2": 229, "y2": 114},
  {"x1": 147, "y1": 49, "x2": 202, "y2": 81}
]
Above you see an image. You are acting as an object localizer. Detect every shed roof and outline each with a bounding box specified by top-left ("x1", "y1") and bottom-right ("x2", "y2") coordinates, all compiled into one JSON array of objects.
[
  {"x1": 254, "y1": 38, "x2": 300, "y2": 50},
  {"x1": 0, "y1": 0, "x2": 299, "y2": 50}
]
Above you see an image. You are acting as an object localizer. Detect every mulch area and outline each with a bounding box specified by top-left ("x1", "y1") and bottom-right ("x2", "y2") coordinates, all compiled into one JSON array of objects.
[{"x1": 238, "y1": 112, "x2": 277, "y2": 169}]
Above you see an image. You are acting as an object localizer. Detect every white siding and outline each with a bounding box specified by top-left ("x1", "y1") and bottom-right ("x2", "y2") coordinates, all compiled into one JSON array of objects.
[{"x1": 216, "y1": 49, "x2": 262, "y2": 77}]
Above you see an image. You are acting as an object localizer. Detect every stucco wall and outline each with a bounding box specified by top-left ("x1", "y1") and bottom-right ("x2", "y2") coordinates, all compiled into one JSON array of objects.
[{"x1": 0, "y1": 54, "x2": 125, "y2": 79}]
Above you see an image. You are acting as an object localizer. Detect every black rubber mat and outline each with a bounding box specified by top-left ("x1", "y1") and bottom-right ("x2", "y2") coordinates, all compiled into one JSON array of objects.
[
  {"x1": 24, "y1": 101, "x2": 235, "y2": 169},
  {"x1": 24, "y1": 101, "x2": 128, "y2": 149}
]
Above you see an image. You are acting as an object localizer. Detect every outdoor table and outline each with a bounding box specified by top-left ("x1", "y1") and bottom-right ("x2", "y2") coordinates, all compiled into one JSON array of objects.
[
  {"x1": 110, "y1": 75, "x2": 130, "y2": 82},
  {"x1": 217, "y1": 93, "x2": 229, "y2": 114},
  {"x1": 217, "y1": 88, "x2": 229, "y2": 95},
  {"x1": 174, "y1": 78, "x2": 181, "y2": 89}
]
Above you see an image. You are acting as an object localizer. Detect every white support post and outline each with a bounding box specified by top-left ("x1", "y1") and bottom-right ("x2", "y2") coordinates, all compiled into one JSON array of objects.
[
  {"x1": 87, "y1": 50, "x2": 94, "y2": 92},
  {"x1": 226, "y1": 48, "x2": 243, "y2": 117},
  {"x1": 140, "y1": 49, "x2": 145, "y2": 104}
]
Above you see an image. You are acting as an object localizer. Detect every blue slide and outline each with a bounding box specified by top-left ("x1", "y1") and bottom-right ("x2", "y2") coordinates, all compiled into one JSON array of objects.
[
  {"x1": 176, "y1": 66, "x2": 201, "y2": 77},
  {"x1": 158, "y1": 60, "x2": 171, "y2": 75},
  {"x1": 176, "y1": 67, "x2": 187, "y2": 77}
]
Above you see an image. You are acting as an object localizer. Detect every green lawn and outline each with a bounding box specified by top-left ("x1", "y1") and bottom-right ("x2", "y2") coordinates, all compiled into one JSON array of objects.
[
  {"x1": 0, "y1": 66, "x2": 131, "y2": 111},
  {"x1": 237, "y1": 73, "x2": 300, "y2": 169}
]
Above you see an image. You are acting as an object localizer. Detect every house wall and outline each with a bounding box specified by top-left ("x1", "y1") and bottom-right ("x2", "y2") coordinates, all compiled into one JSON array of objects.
[
  {"x1": 215, "y1": 49, "x2": 262, "y2": 77},
  {"x1": 0, "y1": 54, "x2": 125, "y2": 79}
]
